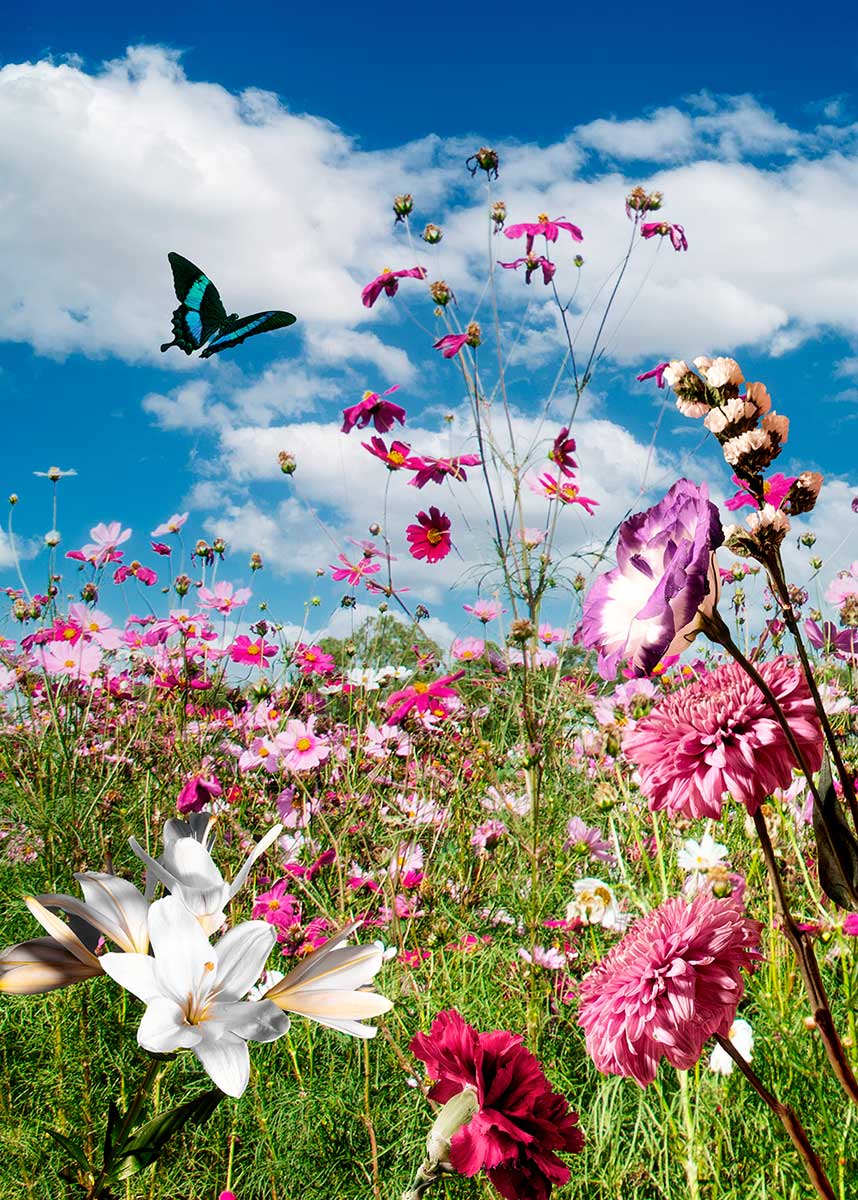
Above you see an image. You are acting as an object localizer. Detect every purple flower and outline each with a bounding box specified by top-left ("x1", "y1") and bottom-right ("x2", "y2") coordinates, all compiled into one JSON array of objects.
[
  {"x1": 563, "y1": 817, "x2": 616, "y2": 864},
  {"x1": 580, "y1": 479, "x2": 724, "y2": 679},
  {"x1": 361, "y1": 266, "x2": 427, "y2": 308},
  {"x1": 498, "y1": 255, "x2": 557, "y2": 285},
  {"x1": 640, "y1": 222, "x2": 688, "y2": 252},
  {"x1": 805, "y1": 619, "x2": 858, "y2": 662},
  {"x1": 341, "y1": 386, "x2": 406, "y2": 434},
  {"x1": 636, "y1": 362, "x2": 670, "y2": 388}
]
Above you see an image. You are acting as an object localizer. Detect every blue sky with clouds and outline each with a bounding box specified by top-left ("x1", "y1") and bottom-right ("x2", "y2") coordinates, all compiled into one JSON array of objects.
[{"x1": 3, "y1": 2, "x2": 858, "y2": 646}]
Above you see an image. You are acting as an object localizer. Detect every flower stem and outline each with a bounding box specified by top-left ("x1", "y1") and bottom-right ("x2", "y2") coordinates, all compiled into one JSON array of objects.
[
  {"x1": 676, "y1": 1068, "x2": 700, "y2": 1200},
  {"x1": 712, "y1": 1033, "x2": 837, "y2": 1200},
  {"x1": 86, "y1": 1057, "x2": 161, "y2": 1200}
]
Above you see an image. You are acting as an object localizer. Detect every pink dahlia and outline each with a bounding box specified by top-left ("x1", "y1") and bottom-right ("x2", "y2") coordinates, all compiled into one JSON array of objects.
[
  {"x1": 578, "y1": 894, "x2": 761, "y2": 1086},
  {"x1": 622, "y1": 656, "x2": 824, "y2": 819},
  {"x1": 410, "y1": 1009, "x2": 584, "y2": 1200}
]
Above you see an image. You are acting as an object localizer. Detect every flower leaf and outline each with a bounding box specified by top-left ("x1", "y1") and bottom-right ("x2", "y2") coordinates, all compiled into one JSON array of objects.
[
  {"x1": 46, "y1": 1127, "x2": 92, "y2": 1174},
  {"x1": 106, "y1": 1089, "x2": 224, "y2": 1183},
  {"x1": 812, "y1": 757, "x2": 858, "y2": 910}
]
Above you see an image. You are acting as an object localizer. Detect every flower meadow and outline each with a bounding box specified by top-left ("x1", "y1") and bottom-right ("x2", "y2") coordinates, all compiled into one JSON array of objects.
[{"x1": 3, "y1": 156, "x2": 858, "y2": 1200}]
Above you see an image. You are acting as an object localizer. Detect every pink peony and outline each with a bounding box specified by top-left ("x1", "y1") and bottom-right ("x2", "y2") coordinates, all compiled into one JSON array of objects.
[
  {"x1": 410, "y1": 1009, "x2": 584, "y2": 1200},
  {"x1": 622, "y1": 657, "x2": 824, "y2": 819},
  {"x1": 578, "y1": 894, "x2": 761, "y2": 1086}
]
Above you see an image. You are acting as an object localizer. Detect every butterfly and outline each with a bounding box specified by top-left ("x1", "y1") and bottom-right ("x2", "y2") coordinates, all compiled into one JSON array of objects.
[{"x1": 160, "y1": 252, "x2": 297, "y2": 357}]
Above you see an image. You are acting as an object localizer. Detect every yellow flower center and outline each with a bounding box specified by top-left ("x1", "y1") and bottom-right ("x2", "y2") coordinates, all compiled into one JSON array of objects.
[
  {"x1": 267, "y1": 899, "x2": 281, "y2": 911},
  {"x1": 389, "y1": 450, "x2": 405, "y2": 465},
  {"x1": 426, "y1": 528, "x2": 443, "y2": 545},
  {"x1": 413, "y1": 682, "x2": 429, "y2": 694},
  {"x1": 259, "y1": 746, "x2": 270, "y2": 758},
  {"x1": 537, "y1": 212, "x2": 549, "y2": 223},
  {"x1": 362, "y1": 390, "x2": 374, "y2": 401},
  {"x1": 63, "y1": 628, "x2": 76, "y2": 640},
  {"x1": 248, "y1": 644, "x2": 260, "y2": 656},
  {"x1": 296, "y1": 736, "x2": 312, "y2": 752}
]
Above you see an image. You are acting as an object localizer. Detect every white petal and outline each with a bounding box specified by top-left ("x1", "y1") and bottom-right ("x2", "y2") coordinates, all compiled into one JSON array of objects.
[
  {"x1": 0, "y1": 936, "x2": 102, "y2": 994},
  {"x1": 216, "y1": 998, "x2": 291, "y2": 1044},
  {"x1": 214, "y1": 921, "x2": 276, "y2": 1000},
  {"x1": 227, "y1": 824, "x2": 283, "y2": 901},
  {"x1": 74, "y1": 873, "x2": 149, "y2": 952},
  {"x1": 138, "y1": 996, "x2": 201, "y2": 1053},
  {"x1": 23, "y1": 897, "x2": 101, "y2": 969},
  {"x1": 284, "y1": 943, "x2": 385, "y2": 991},
  {"x1": 148, "y1": 897, "x2": 213, "y2": 1004},
  {"x1": 162, "y1": 837, "x2": 224, "y2": 893},
  {"x1": 272, "y1": 988, "x2": 393, "y2": 1022},
  {"x1": 100, "y1": 951, "x2": 160, "y2": 1002},
  {"x1": 267, "y1": 921, "x2": 362, "y2": 993},
  {"x1": 194, "y1": 1032, "x2": 250, "y2": 1097}
]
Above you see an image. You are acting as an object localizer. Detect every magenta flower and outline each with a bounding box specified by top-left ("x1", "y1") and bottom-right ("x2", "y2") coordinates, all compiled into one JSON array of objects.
[
  {"x1": 434, "y1": 321, "x2": 481, "y2": 359},
  {"x1": 578, "y1": 894, "x2": 761, "y2": 1087},
  {"x1": 177, "y1": 769, "x2": 223, "y2": 814},
  {"x1": 547, "y1": 427, "x2": 577, "y2": 477},
  {"x1": 640, "y1": 221, "x2": 688, "y2": 251},
  {"x1": 386, "y1": 671, "x2": 465, "y2": 724},
  {"x1": 406, "y1": 454, "x2": 482, "y2": 488},
  {"x1": 113, "y1": 561, "x2": 158, "y2": 586},
  {"x1": 406, "y1": 507, "x2": 452, "y2": 563},
  {"x1": 563, "y1": 817, "x2": 615, "y2": 864},
  {"x1": 361, "y1": 436, "x2": 413, "y2": 470},
  {"x1": 580, "y1": 480, "x2": 723, "y2": 679},
  {"x1": 293, "y1": 643, "x2": 336, "y2": 675},
  {"x1": 724, "y1": 472, "x2": 797, "y2": 512},
  {"x1": 498, "y1": 255, "x2": 557, "y2": 285},
  {"x1": 361, "y1": 266, "x2": 427, "y2": 308},
  {"x1": 805, "y1": 619, "x2": 858, "y2": 662},
  {"x1": 329, "y1": 553, "x2": 382, "y2": 587},
  {"x1": 410, "y1": 1009, "x2": 584, "y2": 1200},
  {"x1": 504, "y1": 214, "x2": 583, "y2": 254},
  {"x1": 230, "y1": 635, "x2": 278, "y2": 667},
  {"x1": 636, "y1": 362, "x2": 670, "y2": 388},
  {"x1": 529, "y1": 473, "x2": 598, "y2": 514},
  {"x1": 341, "y1": 386, "x2": 406, "y2": 434},
  {"x1": 252, "y1": 881, "x2": 302, "y2": 930},
  {"x1": 623, "y1": 656, "x2": 824, "y2": 820},
  {"x1": 150, "y1": 541, "x2": 172, "y2": 556}
]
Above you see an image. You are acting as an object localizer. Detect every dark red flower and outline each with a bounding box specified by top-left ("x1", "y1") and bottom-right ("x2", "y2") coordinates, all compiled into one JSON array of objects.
[
  {"x1": 410, "y1": 1010, "x2": 584, "y2": 1200},
  {"x1": 406, "y1": 454, "x2": 482, "y2": 488},
  {"x1": 548, "y1": 427, "x2": 577, "y2": 477}
]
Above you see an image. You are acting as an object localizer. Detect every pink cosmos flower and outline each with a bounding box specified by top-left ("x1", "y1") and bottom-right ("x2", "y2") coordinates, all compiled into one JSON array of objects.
[
  {"x1": 406, "y1": 454, "x2": 482, "y2": 488},
  {"x1": 564, "y1": 817, "x2": 615, "y2": 864},
  {"x1": 38, "y1": 640, "x2": 103, "y2": 682},
  {"x1": 67, "y1": 521, "x2": 131, "y2": 567},
  {"x1": 341, "y1": 386, "x2": 406, "y2": 434},
  {"x1": 329, "y1": 554, "x2": 382, "y2": 587},
  {"x1": 498, "y1": 255, "x2": 557, "y2": 285},
  {"x1": 67, "y1": 603, "x2": 123, "y2": 651},
  {"x1": 622, "y1": 657, "x2": 824, "y2": 819},
  {"x1": 504, "y1": 214, "x2": 584, "y2": 253},
  {"x1": 362, "y1": 266, "x2": 427, "y2": 308},
  {"x1": 293, "y1": 643, "x2": 336, "y2": 676},
  {"x1": 578, "y1": 894, "x2": 761, "y2": 1086},
  {"x1": 640, "y1": 221, "x2": 688, "y2": 251},
  {"x1": 433, "y1": 322, "x2": 481, "y2": 359},
  {"x1": 230, "y1": 635, "x2": 278, "y2": 667},
  {"x1": 177, "y1": 768, "x2": 223, "y2": 814},
  {"x1": 197, "y1": 581, "x2": 252, "y2": 613},
  {"x1": 252, "y1": 881, "x2": 302, "y2": 931},
  {"x1": 239, "y1": 736, "x2": 283, "y2": 774},
  {"x1": 529, "y1": 473, "x2": 599, "y2": 514},
  {"x1": 279, "y1": 716, "x2": 330, "y2": 772},
  {"x1": 548, "y1": 428, "x2": 577, "y2": 477},
  {"x1": 636, "y1": 362, "x2": 670, "y2": 388},
  {"x1": 724, "y1": 472, "x2": 797, "y2": 512},
  {"x1": 826, "y1": 562, "x2": 858, "y2": 607},
  {"x1": 410, "y1": 1009, "x2": 584, "y2": 1200},
  {"x1": 451, "y1": 636, "x2": 485, "y2": 661},
  {"x1": 464, "y1": 599, "x2": 506, "y2": 622},
  {"x1": 386, "y1": 671, "x2": 465, "y2": 724},
  {"x1": 150, "y1": 541, "x2": 172, "y2": 556},
  {"x1": 805, "y1": 619, "x2": 858, "y2": 662},
  {"x1": 151, "y1": 512, "x2": 189, "y2": 537},
  {"x1": 471, "y1": 820, "x2": 508, "y2": 852},
  {"x1": 406, "y1": 507, "x2": 452, "y2": 563},
  {"x1": 361, "y1": 436, "x2": 413, "y2": 470},
  {"x1": 113, "y1": 561, "x2": 158, "y2": 586}
]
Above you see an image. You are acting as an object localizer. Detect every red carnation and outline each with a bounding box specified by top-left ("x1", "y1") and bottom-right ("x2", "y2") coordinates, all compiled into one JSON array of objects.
[{"x1": 410, "y1": 1009, "x2": 584, "y2": 1200}]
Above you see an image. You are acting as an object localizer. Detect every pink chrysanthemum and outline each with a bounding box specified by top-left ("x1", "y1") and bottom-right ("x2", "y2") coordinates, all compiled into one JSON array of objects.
[
  {"x1": 410, "y1": 1009, "x2": 584, "y2": 1200},
  {"x1": 622, "y1": 656, "x2": 823, "y2": 820},
  {"x1": 578, "y1": 894, "x2": 762, "y2": 1087}
]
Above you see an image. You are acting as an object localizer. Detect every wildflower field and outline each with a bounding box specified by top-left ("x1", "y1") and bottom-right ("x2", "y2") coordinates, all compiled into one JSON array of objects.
[{"x1": 3, "y1": 153, "x2": 858, "y2": 1200}]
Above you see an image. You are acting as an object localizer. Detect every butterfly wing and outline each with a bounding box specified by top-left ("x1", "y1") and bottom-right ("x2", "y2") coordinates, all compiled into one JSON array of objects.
[
  {"x1": 199, "y1": 310, "x2": 297, "y2": 358},
  {"x1": 161, "y1": 253, "x2": 228, "y2": 354}
]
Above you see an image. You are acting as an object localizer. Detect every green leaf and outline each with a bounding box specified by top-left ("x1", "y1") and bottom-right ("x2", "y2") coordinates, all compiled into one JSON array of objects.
[
  {"x1": 46, "y1": 1127, "x2": 91, "y2": 1174},
  {"x1": 103, "y1": 1099, "x2": 120, "y2": 1159},
  {"x1": 107, "y1": 1088, "x2": 225, "y2": 1183},
  {"x1": 812, "y1": 756, "x2": 858, "y2": 910}
]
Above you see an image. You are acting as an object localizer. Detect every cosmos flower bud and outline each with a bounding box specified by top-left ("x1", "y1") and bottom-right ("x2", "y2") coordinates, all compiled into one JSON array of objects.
[
  {"x1": 44, "y1": 530, "x2": 61, "y2": 547},
  {"x1": 249, "y1": 552, "x2": 263, "y2": 572},
  {"x1": 369, "y1": 523, "x2": 381, "y2": 536},
  {"x1": 625, "y1": 185, "x2": 664, "y2": 216},
  {"x1": 466, "y1": 146, "x2": 499, "y2": 179},
  {"x1": 80, "y1": 582, "x2": 98, "y2": 603},
  {"x1": 341, "y1": 595, "x2": 356, "y2": 609},
  {"x1": 508, "y1": 618, "x2": 534, "y2": 643},
  {"x1": 212, "y1": 537, "x2": 226, "y2": 556},
  {"x1": 415, "y1": 604, "x2": 430, "y2": 621},
  {"x1": 490, "y1": 200, "x2": 507, "y2": 230},
  {"x1": 393, "y1": 193, "x2": 414, "y2": 222},
  {"x1": 422, "y1": 223, "x2": 442, "y2": 244},
  {"x1": 574, "y1": 254, "x2": 584, "y2": 267},
  {"x1": 429, "y1": 280, "x2": 453, "y2": 306},
  {"x1": 278, "y1": 451, "x2": 297, "y2": 475},
  {"x1": 174, "y1": 573, "x2": 191, "y2": 597},
  {"x1": 465, "y1": 321, "x2": 481, "y2": 347}
]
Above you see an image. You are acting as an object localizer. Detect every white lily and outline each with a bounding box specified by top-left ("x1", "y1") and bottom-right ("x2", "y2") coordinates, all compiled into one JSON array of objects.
[
  {"x1": 130, "y1": 820, "x2": 283, "y2": 936},
  {"x1": 264, "y1": 921, "x2": 393, "y2": 1038},
  {"x1": 0, "y1": 871, "x2": 149, "y2": 995},
  {"x1": 101, "y1": 896, "x2": 289, "y2": 1098}
]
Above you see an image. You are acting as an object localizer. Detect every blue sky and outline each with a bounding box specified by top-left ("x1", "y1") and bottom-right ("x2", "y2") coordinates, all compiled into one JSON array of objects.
[{"x1": 3, "y1": 3, "x2": 858, "y2": 646}]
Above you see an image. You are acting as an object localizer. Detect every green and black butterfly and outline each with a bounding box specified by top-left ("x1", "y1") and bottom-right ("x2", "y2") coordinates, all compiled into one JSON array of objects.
[{"x1": 160, "y1": 252, "x2": 297, "y2": 358}]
